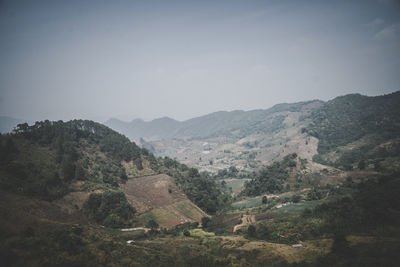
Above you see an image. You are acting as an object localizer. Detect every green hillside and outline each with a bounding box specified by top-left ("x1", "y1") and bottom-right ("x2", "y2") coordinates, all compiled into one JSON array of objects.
[
  {"x1": 306, "y1": 92, "x2": 400, "y2": 170},
  {"x1": 0, "y1": 120, "x2": 227, "y2": 214}
]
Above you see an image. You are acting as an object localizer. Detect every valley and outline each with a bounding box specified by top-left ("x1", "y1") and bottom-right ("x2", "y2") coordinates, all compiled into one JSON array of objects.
[{"x1": 0, "y1": 92, "x2": 399, "y2": 266}]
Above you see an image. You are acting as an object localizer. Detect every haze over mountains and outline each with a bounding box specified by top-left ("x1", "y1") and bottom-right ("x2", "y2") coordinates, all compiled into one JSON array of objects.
[
  {"x1": 105, "y1": 100, "x2": 324, "y2": 141},
  {"x1": 1, "y1": 0, "x2": 400, "y2": 265},
  {"x1": 105, "y1": 92, "x2": 400, "y2": 174}
]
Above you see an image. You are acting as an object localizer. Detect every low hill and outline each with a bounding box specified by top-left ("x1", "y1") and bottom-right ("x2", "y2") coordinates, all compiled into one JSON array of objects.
[{"x1": 0, "y1": 120, "x2": 226, "y2": 231}]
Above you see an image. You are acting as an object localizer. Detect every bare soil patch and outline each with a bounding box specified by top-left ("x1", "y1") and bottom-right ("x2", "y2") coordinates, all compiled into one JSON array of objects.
[
  {"x1": 121, "y1": 174, "x2": 207, "y2": 227},
  {"x1": 233, "y1": 214, "x2": 255, "y2": 232},
  {"x1": 121, "y1": 174, "x2": 187, "y2": 214}
]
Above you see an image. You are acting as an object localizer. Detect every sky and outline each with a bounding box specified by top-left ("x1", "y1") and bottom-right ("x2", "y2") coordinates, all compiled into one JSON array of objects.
[{"x1": 0, "y1": 0, "x2": 399, "y2": 123}]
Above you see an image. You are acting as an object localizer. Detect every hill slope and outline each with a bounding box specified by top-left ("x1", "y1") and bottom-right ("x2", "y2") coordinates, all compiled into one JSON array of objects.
[
  {"x1": 121, "y1": 174, "x2": 207, "y2": 228},
  {"x1": 0, "y1": 120, "x2": 227, "y2": 231},
  {"x1": 306, "y1": 91, "x2": 400, "y2": 171}
]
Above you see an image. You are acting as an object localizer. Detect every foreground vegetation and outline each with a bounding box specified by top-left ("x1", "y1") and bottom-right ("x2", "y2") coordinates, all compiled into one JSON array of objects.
[{"x1": 2, "y1": 171, "x2": 399, "y2": 266}]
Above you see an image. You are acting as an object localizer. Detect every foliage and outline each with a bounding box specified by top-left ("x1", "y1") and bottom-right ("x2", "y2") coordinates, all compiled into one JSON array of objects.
[
  {"x1": 83, "y1": 190, "x2": 136, "y2": 228},
  {"x1": 262, "y1": 196, "x2": 268, "y2": 204},
  {"x1": 241, "y1": 153, "x2": 297, "y2": 196},
  {"x1": 146, "y1": 219, "x2": 159, "y2": 229},
  {"x1": 201, "y1": 217, "x2": 212, "y2": 229},
  {"x1": 307, "y1": 172, "x2": 400, "y2": 235},
  {"x1": 1, "y1": 120, "x2": 228, "y2": 216},
  {"x1": 13, "y1": 120, "x2": 145, "y2": 162},
  {"x1": 305, "y1": 92, "x2": 400, "y2": 169},
  {"x1": 160, "y1": 157, "x2": 231, "y2": 214},
  {"x1": 247, "y1": 225, "x2": 256, "y2": 238},
  {"x1": 0, "y1": 135, "x2": 69, "y2": 200},
  {"x1": 0, "y1": 120, "x2": 152, "y2": 200}
]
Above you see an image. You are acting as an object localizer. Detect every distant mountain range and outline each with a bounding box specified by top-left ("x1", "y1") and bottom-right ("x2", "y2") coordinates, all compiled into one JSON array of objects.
[
  {"x1": 105, "y1": 91, "x2": 400, "y2": 173},
  {"x1": 105, "y1": 100, "x2": 324, "y2": 140}
]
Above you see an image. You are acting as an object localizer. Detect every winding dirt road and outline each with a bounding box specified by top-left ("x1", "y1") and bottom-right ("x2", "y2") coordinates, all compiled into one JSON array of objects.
[{"x1": 233, "y1": 214, "x2": 255, "y2": 232}]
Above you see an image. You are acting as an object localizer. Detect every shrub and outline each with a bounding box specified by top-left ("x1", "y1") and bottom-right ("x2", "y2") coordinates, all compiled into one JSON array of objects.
[
  {"x1": 83, "y1": 190, "x2": 135, "y2": 228},
  {"x1": 247, "y1": 225, "x2": 256, "y2": 238}
]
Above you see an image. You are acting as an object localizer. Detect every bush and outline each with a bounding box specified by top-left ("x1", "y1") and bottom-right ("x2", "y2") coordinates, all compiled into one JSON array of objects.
[
  {"x1": 83, "y1": 190, "x2": 135, "y2": 228},
  {"x1": 262, "y1": 196, "x2": 268, "y2": 204},
  {"x1": 201, "y1": 217, "x2": 211, "y2": 229},
  {"x1": 291, "y1": 195, "x2": 301, "y2": 203},
  {"x1": 146, "y1": 219, "x2": 159, "y2": 229},
  {"x1": 247, "y1": 225, "x2": 256, "y2": 238}
]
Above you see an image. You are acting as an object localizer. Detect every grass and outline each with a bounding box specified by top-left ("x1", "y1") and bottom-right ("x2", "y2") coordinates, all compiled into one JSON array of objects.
[
  {"x1": 139, "y1": 200, "x2": 205, "y2": 228},
  {"x1": 232, "y1": 196, "x2": 264, "y2": 209},
  {"x1": 270, "y1": 200, "x2": 324, "y2": 215},
  {"x1": 189, "y1": 228, "x2": 215, "y2": 237},
  {"x1": 224, "y1": 178, "x2": 250, "y2": 195}
]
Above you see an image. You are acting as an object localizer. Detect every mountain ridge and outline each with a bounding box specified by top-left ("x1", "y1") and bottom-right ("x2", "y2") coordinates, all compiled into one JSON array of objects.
[{"x1": 105, "y1": 100, "x2": 324, "y2": 141}]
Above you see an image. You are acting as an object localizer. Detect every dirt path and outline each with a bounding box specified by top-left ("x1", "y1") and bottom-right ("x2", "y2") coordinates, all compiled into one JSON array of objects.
[{"x1": 233, "y1": 214, "x2": 255, "y2": 232}]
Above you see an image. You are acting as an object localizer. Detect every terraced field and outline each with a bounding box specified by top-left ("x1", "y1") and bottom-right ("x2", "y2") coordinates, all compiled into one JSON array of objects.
[{"x1": 121, "y1": 174, "x2": 207, "y2": 228}]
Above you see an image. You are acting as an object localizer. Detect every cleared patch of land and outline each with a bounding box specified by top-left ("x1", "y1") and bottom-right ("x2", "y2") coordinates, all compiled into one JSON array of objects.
[
  {"x1": 121, "y1": 174, "x2": 207, "y2": 228},
  {"x1": 223, "y1": 178, "x2": 250, "y2": 196},
  {"x1": 233, "y1": 214, "x2": 255, "y2": 232}
]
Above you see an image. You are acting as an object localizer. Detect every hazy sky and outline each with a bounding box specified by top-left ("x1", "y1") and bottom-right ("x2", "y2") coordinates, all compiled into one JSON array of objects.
[{"x1": 1, "y1": 0, "x2": 399, "y2": 122}]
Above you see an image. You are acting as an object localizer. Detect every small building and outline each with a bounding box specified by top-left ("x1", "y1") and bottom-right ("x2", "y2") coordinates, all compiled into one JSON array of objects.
[{"x1": 292, "y1": 244, "x2": 303, "y2": 248}]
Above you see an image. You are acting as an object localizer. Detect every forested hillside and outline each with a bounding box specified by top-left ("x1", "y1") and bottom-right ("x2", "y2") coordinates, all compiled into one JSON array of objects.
[
  {"x1": 305, "y1": 92, "x2": 400, "y2": 170},
  {"x1": 241, "y1": 153, "x2": 298, "y2": 196},
  {"x1": 0, "y1": 120, "x2": 227, "y2": 215}
]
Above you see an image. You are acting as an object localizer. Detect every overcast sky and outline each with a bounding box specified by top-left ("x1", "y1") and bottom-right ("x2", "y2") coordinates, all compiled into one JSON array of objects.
[{"x1": 0, "y1": 0, "x2": 399, "y2": 122}]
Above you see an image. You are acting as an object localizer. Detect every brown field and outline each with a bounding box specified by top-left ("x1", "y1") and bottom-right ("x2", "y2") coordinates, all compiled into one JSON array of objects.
[{"x1": 121, "y1": 174, "x2": 207, "y2": 227}]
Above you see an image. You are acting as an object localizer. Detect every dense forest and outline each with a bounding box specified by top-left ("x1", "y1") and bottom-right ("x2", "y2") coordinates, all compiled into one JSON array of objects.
[{"x1": 305, "y1": 92, "x2": 400, "y2": 170}]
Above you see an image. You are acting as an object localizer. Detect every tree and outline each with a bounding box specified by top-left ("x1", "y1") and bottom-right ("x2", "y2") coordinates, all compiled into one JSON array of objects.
[
  {"x1": 61, "y1": 156, "x2": 76, "y2": 181},
  {"x1": 358, "y1": 160, "x2": 366, "y2": 170},
  {"x1": 74, "y1": 163, "x2": 86, "y2": 180},
  {"x1": 262, "y1": 196, "x2": 268, "y2": 204},
  {"x1": 201, "y1": 217, "x2": 211, "y2": 229},
  {"x1": 183, "y1": 230, "x2": 190, "y2": 237},
  {"x1": 247, "y1": 225, "x2": 256, "y2": 238},
  {"x1": 331, "y1": 232, "x2": 350, "y2": 255},
  {"x1": 292, "y1": 195, "x2": 301, "y2": 203},
  {"x1": 146, "y1": 219, "x2": 159, "y2": 230}
]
